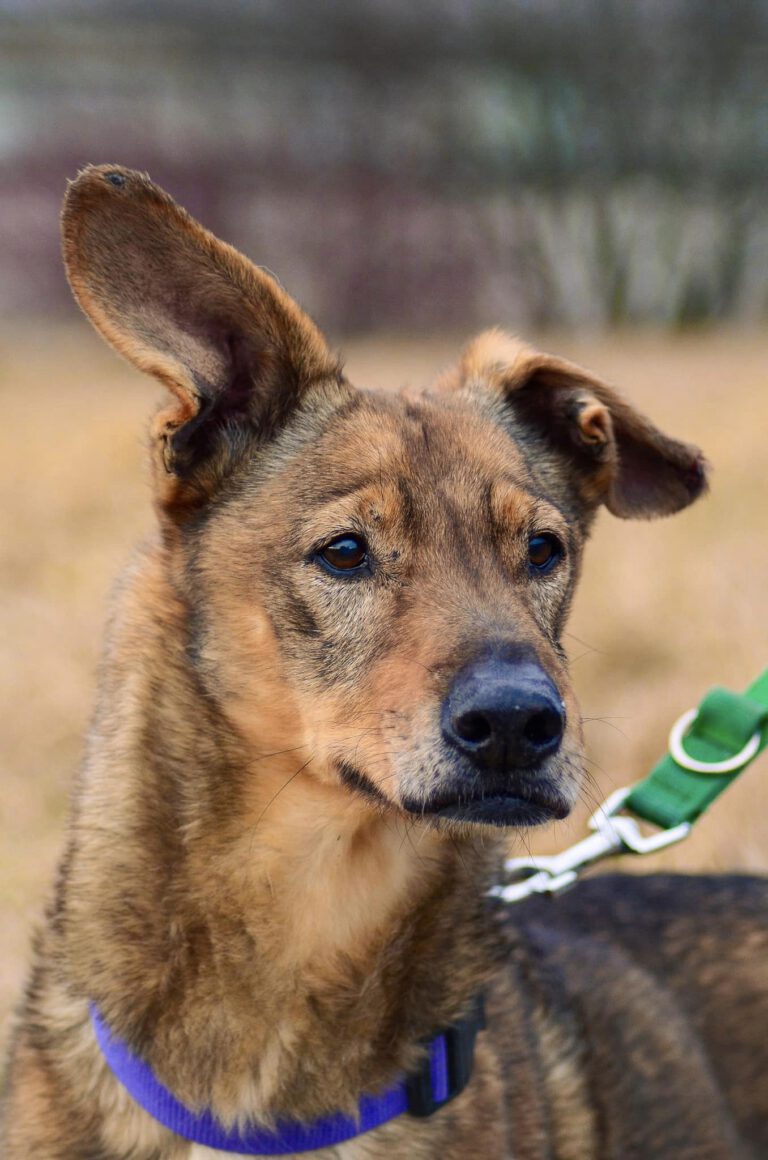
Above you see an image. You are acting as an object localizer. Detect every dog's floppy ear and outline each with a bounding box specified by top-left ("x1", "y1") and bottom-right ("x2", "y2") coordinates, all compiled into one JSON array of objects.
[
  {"x1": 447, "y1": 329, "x2": 707, "y2": 518},
  {"x1": 62, "y1": 165, "x2": 343, "y2": 506}
]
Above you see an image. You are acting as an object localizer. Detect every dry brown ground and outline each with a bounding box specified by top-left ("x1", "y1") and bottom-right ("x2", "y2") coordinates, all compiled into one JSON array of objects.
[{"x1": 2, "y1": 324, "x2": 767, "y2": 1054}]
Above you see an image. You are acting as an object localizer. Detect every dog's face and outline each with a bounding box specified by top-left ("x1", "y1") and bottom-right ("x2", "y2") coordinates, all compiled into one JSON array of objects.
[{"x1": 62, "y1": 166, "x2": 707, "y2": 831}]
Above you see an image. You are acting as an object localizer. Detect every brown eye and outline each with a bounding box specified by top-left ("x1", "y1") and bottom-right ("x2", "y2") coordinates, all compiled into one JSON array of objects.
[
  {"x1": 317, "y1": 534, "x2": 369, "y2": 575},
  {"x1": 528, "y1": 532, "x2": 563, "y2": 573}
]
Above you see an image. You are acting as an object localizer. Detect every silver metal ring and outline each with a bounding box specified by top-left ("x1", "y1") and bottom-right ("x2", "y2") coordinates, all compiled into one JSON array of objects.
[{"x1": 668, "y1": 708, "x2": 761, "y2": 775}]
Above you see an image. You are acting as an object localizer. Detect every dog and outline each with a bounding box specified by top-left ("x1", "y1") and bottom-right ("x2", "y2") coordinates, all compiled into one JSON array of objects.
[{"x1": 1, "y1": 164, "x2": 766, "y2": 1159}]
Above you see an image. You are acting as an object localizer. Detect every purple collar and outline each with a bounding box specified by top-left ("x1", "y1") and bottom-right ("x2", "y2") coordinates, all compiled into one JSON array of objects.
[{"x1": 91, "y1": 997, "x2": 484, "y2": 1154}]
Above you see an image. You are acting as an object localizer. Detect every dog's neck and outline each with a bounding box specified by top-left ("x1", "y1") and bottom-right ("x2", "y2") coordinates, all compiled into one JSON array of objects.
[{"x1": 63, "y1": 543, "x2": 505, "y2": 1125}]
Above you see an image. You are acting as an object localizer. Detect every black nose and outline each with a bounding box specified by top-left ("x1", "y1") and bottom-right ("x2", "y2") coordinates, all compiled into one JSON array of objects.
[{"x1": 442, "y1": 656, "x2": 565, "y2": 772}]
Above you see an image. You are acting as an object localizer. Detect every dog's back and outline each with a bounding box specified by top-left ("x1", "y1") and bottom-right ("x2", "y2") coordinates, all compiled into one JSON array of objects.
[{"x1": 490, "y1": 875, "x2": 768, "y2": 1158}]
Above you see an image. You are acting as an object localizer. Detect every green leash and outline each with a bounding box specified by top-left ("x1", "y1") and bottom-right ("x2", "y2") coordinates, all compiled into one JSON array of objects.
[
  {"x1": 491, "y1": 667, "x2": 768, "y2": 903},
  {"x1": 626, "y1": 670, "x2": 768, "y2": 828}
]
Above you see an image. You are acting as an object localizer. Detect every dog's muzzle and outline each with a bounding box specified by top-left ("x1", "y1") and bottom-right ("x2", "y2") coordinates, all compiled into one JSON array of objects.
[{"x1": 406, "y1": 651, "x2": 569, "y2": 827}]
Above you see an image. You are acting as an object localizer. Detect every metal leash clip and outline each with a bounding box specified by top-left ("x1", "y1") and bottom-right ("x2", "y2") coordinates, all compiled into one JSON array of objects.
[{"x1": 488, "y1": 786, "x2": 692, "y2": 904}]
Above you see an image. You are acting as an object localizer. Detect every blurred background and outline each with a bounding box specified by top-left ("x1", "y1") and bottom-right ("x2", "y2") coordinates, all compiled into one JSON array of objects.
[
  {"x1": 1, "y1": 0, "x2": 767, "y2": 1050},
  {"x1": 3, "y1": 0, "x2": 768, "y2": 328}
]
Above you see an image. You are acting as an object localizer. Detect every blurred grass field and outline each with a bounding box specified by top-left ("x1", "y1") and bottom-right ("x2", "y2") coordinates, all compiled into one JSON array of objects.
[{"x1": 2, "y1": 324, "x2": 767, "y2": 1052}]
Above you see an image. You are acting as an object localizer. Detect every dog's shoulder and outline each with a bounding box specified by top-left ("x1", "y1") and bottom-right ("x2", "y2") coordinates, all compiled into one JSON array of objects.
[
  {"x1": 503, "y1": 871, "x2": 768, "y2": 1009},
  {"x1": 509, "y1": 871, "x2": 768, "y2": 950}
]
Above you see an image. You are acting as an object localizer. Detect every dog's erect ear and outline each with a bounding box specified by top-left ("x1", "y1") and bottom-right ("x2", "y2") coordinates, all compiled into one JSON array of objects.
[
  {"x1": 62, "y1": 165, "x2": 343, "y2": 505},
  {"x1": 445, "y1": 329, "x2": 707, "y2": 518}
]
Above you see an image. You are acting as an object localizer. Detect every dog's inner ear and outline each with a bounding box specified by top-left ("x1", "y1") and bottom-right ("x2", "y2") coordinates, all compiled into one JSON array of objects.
[
  {"x1": 62, "y1": 165, "x2": 342, "y2": 488},
  {"x1": 451, "y1": 330, "x2": 707, "y2": 519}
]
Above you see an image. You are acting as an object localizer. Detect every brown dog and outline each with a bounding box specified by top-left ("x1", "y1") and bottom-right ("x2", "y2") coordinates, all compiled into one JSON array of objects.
[{"x1": 1, "y1": 165, "x2": 766, "y2": 1159}]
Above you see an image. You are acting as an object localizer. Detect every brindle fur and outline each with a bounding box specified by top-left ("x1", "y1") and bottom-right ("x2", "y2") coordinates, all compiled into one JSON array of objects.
[{"x1": 2, "y1": 166, "x2": 766, "y2": 1159}]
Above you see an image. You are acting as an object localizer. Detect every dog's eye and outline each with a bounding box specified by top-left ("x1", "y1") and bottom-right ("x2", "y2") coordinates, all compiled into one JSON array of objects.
[
  {"x1": 317, "y1": 534, "x2": 369, "y2": 575},
  {"x1": 528, "y1": 533, "x2": 563, "y2": 573}
]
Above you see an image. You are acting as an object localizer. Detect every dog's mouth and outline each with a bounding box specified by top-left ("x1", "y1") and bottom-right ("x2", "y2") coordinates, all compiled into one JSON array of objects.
[
  {"x1": 401, "y1": 780, "x2": 572, "y2": 829},
  {"x1": 335, "y1": 759, "x2": 573, "y2": 829}
]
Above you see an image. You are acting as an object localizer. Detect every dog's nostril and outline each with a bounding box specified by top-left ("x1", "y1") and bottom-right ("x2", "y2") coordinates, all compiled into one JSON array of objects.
[
  {"x1": 523, "y1": 707, "x2": 563, "y2": 749},
  {"x1": 454, "y1": 710, "x2": 493, "y2": 746}
]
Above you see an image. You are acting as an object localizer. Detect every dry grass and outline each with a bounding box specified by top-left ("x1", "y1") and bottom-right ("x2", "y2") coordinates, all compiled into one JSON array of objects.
[{"x1": 2, "y1": 324, "x2": 767, "y2": 1052}]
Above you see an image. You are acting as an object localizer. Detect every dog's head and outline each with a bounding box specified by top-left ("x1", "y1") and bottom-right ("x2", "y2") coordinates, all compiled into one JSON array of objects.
[{"x1": 62, "y1": 166, "x2": 707, "y2": 832}]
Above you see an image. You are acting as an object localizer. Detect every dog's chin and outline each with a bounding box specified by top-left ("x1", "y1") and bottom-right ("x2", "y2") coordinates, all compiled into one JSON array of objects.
[{"x1": 402, "y1": 782, "x2": 572, "y2": 829}]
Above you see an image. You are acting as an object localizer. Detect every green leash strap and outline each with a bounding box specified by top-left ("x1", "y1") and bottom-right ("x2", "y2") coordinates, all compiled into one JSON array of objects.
[
  {"x1": 625, "y1": 668, "x2": 768, "y2": 830},
  {"x1": 494, "y1": 667, "x2": 768, "y2": 903}
]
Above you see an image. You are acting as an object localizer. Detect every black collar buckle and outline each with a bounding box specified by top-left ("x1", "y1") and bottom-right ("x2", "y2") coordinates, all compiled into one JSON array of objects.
[{"x1": 405, "y1": 994, "x2": 486, "y2": 1118}]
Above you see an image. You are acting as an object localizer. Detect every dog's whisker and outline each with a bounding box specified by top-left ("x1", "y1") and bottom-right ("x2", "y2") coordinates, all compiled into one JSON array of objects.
[
  {"x1": 251, "y1": 755, "x2": 316, "y2": 831},
  {"x1": 244, "y1": 743, "x2": 312, "y2": 769},
  {"x1": 563, "y1": 631, "x2": 606, "y2": 656},
  {"x1": 582, "y1": 715, "x2": 631, "y2": 741}
]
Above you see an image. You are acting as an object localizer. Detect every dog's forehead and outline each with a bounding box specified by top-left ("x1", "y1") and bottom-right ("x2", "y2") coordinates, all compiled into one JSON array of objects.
[{"x1": 302, "y1": 389, "x2": 532, "y2": 496}]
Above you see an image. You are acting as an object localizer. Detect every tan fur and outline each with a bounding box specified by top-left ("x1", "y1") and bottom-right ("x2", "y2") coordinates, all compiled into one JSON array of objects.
[{"x1": 2, "y1": 167, "x2": 764, "y2": 1160}]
